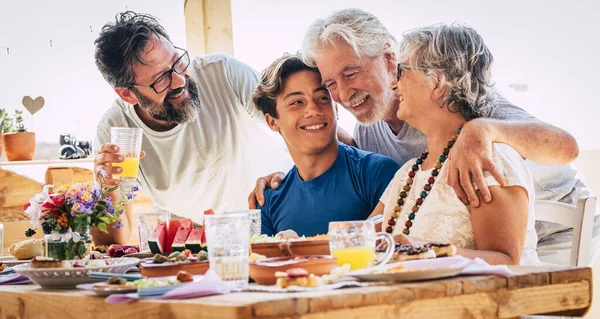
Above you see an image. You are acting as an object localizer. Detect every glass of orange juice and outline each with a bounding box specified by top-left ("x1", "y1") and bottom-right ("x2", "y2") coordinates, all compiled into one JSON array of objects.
[
  {"x1": 110, "y1": 127, "x2": 143, "y2": 180},
  {"x1": 329, "y1": 220, "x2": 394, "y2": 270}
]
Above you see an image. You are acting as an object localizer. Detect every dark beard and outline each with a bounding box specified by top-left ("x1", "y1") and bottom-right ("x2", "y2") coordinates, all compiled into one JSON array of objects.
[{"x1": 134, "y1": 74, "x2": 201, "y2": 124}]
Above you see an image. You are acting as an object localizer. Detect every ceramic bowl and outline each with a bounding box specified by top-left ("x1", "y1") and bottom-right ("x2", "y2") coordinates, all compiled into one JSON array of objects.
[
  {"x1": 139, "y1": 260, "x2": 210, "y2": 278},
  {"x1": 251, "y1": 240, "x2": 330, "y2": 258},
  {"x1": 249, "y1": 255, "x2": 337, "y2": 285}
]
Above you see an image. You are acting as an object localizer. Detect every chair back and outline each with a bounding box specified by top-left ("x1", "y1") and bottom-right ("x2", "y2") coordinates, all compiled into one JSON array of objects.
[{"x1": 535, "y1": 197, "x2": 596, "y2": 266}]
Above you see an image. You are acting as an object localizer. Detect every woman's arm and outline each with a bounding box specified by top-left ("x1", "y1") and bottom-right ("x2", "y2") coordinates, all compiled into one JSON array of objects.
[{"x1": 459, "y1": 185, "x2": 530, "y2": 265}]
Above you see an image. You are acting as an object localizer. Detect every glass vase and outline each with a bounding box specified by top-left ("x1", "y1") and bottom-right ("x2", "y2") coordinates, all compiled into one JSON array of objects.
[{"x1": 44, "y1": 226, "x2": 92, "y2": 260}]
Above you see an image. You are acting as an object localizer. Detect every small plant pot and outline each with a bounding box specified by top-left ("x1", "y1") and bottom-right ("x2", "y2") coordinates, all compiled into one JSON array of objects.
[{"x1": 3, "y1": 132, "x2": 36, "y2": 161}]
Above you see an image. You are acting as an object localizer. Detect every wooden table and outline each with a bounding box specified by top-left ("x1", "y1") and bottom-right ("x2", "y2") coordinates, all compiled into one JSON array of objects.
[{"x1": 0, "y1": 266, "x2": 592, "y2": 319}]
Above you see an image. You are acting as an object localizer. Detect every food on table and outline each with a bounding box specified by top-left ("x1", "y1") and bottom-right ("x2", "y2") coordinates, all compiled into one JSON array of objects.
[
  {"x1": 320, "y1": 264, "x2": 351, "y2": 284},
  {"x1": 391, "y1": 244, "x2": 436, "y2": 261},
  {"x1": 425, "y1": 242, "x2": 457, "y2": 257},
  {"x1": 368, "y1": 264, "x2": 422, "y2": 274},
  {"x1": 275, "y1": 267, "x2": 322, "y2": 288},
  {"x1": 0, "y1": 262, "x2": 5, "y2": 272},
  {"x1": 196, "y1": 251, "x2": 208, "y2": 261},
  {"x1": 29, "y1": 256, "x2": 65, "y2": 269},
  {"x1": 149, "y1": 217, "x2": 209, "y2": 255},
  {"x1": 107, "y1": 276, "x2": 127, "y2": 285},
  {"x1": 185, "y1": 228, "x2": 203, "y2": 253},
  {"x1": 176, "y1": 270, "x2": 193, "y2": 282},
  {"x1": 93, "y1": 245, "x2": 110, "y2": 254},
  {"x1": 168, "y1": 251, "x2": 188, "y2": 262},
  {"x1": 106, "y1": 244, "x2": 140, "y2": 258},
  {"x1": 148, "y1": 220, "x2": 168, "y2": 254},
  {"x1": 172, "y1": 219, "x2": 194, "y2": 252},
  {"x1": 127, "y1": 277, "x2": 181, "y2": 288},
  {"x1": 152, "y1": 254, "x2": 170, "y2": 264},
  {"x1": 9, "y1": 239, "x2": 44, "y2": 260},
  {"x1": 165, "y1": 219, "x2": 181, "y2": 254}
]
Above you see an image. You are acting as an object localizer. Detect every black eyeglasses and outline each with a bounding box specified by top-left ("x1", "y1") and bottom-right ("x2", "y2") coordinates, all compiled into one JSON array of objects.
[
  {"x1": 132, "y1": 47, "x2": 190, "y2": 94},
  {"x1": 397, "y1": 63, "x2": 429, "y2": 81}
]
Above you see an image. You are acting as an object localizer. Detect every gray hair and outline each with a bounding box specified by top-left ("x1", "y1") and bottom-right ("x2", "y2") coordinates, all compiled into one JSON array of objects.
[
  {"x1": 398, "y1": 23, "x2": 496, "y2": 120},
  {"x1": 300, "y1": 8, "x2": 398, "y2": 68}
]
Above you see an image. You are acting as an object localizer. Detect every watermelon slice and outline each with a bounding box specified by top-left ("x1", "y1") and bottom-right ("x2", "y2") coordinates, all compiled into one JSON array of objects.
[
  {"x1": 185, "y1": 228, "x2": 203, "y2": 253},
  {"x1": 164, "y1": 219, "x2": 181, "y2": 255},
  {"x1": 171, "y1": 218, "x2": 193, "y2": 252},
  {"x1": 148, "y1": 221, "x2": 167, "y2": 254},
  {"x1": 200, "y1": 209, "x2": 215, "y2": 245}
]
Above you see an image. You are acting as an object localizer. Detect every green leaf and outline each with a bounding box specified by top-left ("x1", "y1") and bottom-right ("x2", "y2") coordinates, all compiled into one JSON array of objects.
[{"x1": 97, "y1": 223, "x2": 108, "y2": 233}]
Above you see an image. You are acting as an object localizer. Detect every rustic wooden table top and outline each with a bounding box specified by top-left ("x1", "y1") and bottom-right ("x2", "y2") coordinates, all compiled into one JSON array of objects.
[{"x1": 0, "y1": 266, "x2": 592, "y2": 319}]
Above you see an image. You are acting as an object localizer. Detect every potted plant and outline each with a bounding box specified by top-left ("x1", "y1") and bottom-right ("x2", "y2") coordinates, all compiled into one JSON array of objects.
[{"x1": 2, "y1": 110, "x2": 36, "y2": 161}]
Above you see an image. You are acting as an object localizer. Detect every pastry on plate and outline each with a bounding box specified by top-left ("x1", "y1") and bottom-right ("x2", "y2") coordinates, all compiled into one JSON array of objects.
[
  {"x1": 29, "y1": 257, "x2": 65, "y2": 269},
  {"x1": 424, "y1": 242, "x2": 457, "y2": 257},
  {"x1": 275, "y1": 268, "x2": 322, "y2": 288},
  {"x1": 390, "y1": 244, "x2": 436, "y2": 262}
]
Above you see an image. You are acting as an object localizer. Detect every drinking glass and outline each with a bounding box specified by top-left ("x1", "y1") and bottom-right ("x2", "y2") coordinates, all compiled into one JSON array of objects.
[
  {"x1": 205, "y1": 213, "x2": 250, "y2": 290},
  {"x1": 329, "y1": 220, "x2": 394, "y2": 270},
  {"x1": 224, "y1": 209, "x2": 261, "y2": 237},
  {"x1": 110, "y1": 127, "x2": 143, "y2": 180},
  {"x1": 135, "y1": 212, "x2": 171, "y2": 252}
]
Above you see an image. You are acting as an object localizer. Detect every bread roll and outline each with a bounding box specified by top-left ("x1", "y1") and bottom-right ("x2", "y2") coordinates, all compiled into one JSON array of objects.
[{"x1": 9, "y1": 239, "x2": 44, "y2": 260}]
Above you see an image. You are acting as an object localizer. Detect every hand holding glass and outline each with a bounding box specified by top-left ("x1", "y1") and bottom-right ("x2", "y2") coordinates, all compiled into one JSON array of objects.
[{"x1": 110, "y1": 127, "x2": 143, "y2": 180}]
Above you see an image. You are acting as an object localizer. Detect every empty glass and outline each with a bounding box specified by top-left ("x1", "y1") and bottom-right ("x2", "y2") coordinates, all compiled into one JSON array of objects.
[
  {"x1": 135, "y1": 212, "x2": 171, "y2": 252},
  {"x1": 329, "y1": 220, "x2": 394, "y2": 270},
  {"x1": 110, "y1": 127, "x2": 143, "y2": 180},
  {"x1": 224, "y1": 210, "x2": 261, "y2": 237},
  {"x1": 204, "y1": 213, "x2": 250, "y2": 290}
]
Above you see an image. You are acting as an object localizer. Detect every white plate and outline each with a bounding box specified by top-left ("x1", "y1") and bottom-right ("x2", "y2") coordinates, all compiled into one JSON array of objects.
[
  {"x1": 15, "y1": 257, "x2": 140, "y2": 289},
  {"x1": 349, "y1": 256, "x2": 471, "y2": 282}
]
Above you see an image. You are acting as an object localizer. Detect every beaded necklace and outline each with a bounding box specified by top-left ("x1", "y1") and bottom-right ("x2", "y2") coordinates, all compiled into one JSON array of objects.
[{"x1": 385, "y1": 127, "x2": 462, "y2": 235}]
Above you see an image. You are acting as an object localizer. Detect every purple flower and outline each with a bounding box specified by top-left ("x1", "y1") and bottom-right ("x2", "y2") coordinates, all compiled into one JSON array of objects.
[{"x1": 112, "y1": 219, "x2": 123, "y2": 229}]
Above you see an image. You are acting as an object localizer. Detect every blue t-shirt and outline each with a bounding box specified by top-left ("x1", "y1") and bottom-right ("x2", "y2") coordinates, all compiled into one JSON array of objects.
[{"x1": 259, "y1": 142, "x2": 400, "y2": 237}]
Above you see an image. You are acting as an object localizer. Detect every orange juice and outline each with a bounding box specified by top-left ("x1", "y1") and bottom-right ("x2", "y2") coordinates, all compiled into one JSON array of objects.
[
  {"x1": 331, "y1": 247, "x2": 375, "y2": 270},
  {"x1": 113, "y1": 157, "x2": 140, "y2": 179}
]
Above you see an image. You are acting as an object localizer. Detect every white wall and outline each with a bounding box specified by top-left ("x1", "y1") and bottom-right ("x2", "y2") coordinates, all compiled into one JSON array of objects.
[
  {"x1": 231, "y1": 0, "x2": 600, "y2": 151},
  {"x1": 0, "y1": 0, "x2": 186, "y2": 144}
]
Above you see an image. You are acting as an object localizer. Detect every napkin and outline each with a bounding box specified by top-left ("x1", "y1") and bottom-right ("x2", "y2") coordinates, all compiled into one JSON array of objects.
[
  {"x1": 0, "y1": 273, "x2": 31, "y2": 285},
  {"x1": 459, "y1": 257, "x2": 512, "y2": 277},
  {"x1": 105, "y1": 269, "x2": 232, "y2": 304}
]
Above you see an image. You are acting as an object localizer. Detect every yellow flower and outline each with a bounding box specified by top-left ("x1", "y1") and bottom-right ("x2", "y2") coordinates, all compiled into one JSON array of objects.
[
  {"x1": 85, "y1": 183, "x2": 94, "y2": 192},
  {"x1": 63, "y1": 184, "x2": 72, "y2": 190},
  {"x1": 81, "y1": 191, "x2": 92, "y2": 202},
  {"x1": 72, "y1": 203, "x2": 81, "y2": 212}
]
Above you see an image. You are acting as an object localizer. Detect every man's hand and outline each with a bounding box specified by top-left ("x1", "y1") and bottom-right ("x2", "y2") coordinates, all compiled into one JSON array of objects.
[
  {"x1": 276, "y1": 229, "x2": 300, "y2": 240},
  {"x1": 248, "y1": 172, "x2": 285, "y2": 209},
  {"x1": 446, "y1": 120, "x2": 506, "y2": 207},
  {"x1": 94, "y1": 143, "x2": 145, "y2": 189}
]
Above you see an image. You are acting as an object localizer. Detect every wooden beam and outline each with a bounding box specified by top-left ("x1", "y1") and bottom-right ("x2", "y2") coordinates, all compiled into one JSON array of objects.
[{"x1": 184, "y1": 0, "x2": 234, "y2": 57}]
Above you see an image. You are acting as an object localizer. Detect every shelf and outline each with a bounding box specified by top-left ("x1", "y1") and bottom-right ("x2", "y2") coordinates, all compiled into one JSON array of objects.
[{"x1": 0, "y1": 158, "x2": 93, "y2": 167}]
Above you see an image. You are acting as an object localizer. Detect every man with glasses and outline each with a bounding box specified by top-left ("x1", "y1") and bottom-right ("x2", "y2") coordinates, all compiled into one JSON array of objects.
[{"x1": 92, "y1": 11, "x2": 291, "y2": 245}]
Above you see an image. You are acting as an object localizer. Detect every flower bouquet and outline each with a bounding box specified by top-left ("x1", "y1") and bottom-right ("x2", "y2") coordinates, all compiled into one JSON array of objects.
[{"x1": 24, "y1": 178, "x2": 138, "y2": 260}]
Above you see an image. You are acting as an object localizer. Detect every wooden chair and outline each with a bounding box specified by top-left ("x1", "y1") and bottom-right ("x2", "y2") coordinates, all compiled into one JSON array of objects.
[{"x1": 535, "y1": 197, "x2": 596, "y2": 266}]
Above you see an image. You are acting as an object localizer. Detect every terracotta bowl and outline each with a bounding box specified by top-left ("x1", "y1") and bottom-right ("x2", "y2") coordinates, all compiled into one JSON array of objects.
[
  {"x1": 251, "y1": 240, "x2": 330, "y2": 258},
  {"x1": 249, "y1": 255, "x2": 337, "y2": 285},
  {"x1": 139, "y1": 260, "x2": 209, "y2": 278}
]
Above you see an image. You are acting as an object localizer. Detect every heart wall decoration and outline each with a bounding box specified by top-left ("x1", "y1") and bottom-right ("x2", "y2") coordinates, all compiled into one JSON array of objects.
[{"x1": 22, "y1": 96, "x2": 45, "y2": 115}]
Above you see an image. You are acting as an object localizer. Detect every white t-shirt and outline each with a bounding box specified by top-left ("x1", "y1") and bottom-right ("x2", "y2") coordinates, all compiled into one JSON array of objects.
[
  {"x1": 380, "y1": 143, "x2": 541, "y2": 266},
  {"x1": 95, "y1": 54, "x2": 293, "y2": 221}
]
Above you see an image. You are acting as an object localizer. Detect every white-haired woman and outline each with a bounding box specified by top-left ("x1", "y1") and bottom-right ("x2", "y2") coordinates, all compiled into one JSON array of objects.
[{"x1": 370, "y1": 23, "x2": 541, "y2": 265}]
